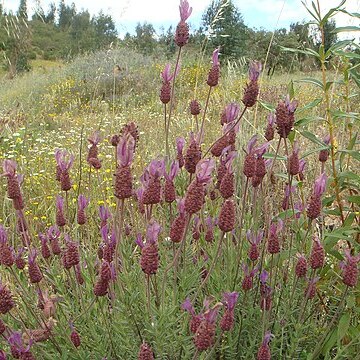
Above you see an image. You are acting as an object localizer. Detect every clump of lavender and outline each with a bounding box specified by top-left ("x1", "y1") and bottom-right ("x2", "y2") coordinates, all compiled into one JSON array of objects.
[
  {"x1": 0, "y1": 282, "x2": 15, "y2": 314},
  {"x1": 220, "y1": 292, "x2": 239, "y2": 331},
  {"x1": 257, "y1": 331, "x2": 272, "y2": 360},
  {"x1": 264, "y1": 113, "x2": 275, "y2": 141},
  {"x1": 28, "y1": 249, "x2": 43, "y2": 284},
  {"x1": 340, "y1": 250, "x2": 360, "y2": 287},
  {"x1": 175, "y1": 0, "x2": 192, "y2": 47},
  {"x1": 138, "y1": 342, "x2": 154, "y2": 360},
  {"x1": 55, "y1": 149, "x2": 74, "y2": 192},
  {"x1": 207, "y1": 48, "x2": 220, "y2": 87},
  {"x1": 87, "y1": 131, "x2": 101, "y2": 169},
  {"x1": 77, "y1": 195, "x2": 90, "y2": 225},
  {"x1": 0, "y1": 225, "x2": 14, "y2": 267},
  {"x1": 114, "y1": 134, "x2": 135, "y2": 200},
  {"x1": 184, "y1": 159, "x2": 215, "y2": 214},
  {"x1": 307, "y1": 173, "x2": 327, "y2": 221},
  {"x1": 137, "y1": 221, "x2": 161, "y2": 275},
  {"x1": 184, "y1": 132, "x2": 201, "y2": 174},
  {"x1": 243, "y1": 61, "x2": 262, "y2": 108},
  {"x1": 170, "y1": 199, "x2": 186, "y2": 243},
  {"x1": 275, "y1": 96, "x2": 298, "y2": 139},
  {"x1": 164, "y1": 160, "x2": 179, "y2": 203},
  {"x1": 182, "y1": 298, "x2": 202, "y2": 334}
]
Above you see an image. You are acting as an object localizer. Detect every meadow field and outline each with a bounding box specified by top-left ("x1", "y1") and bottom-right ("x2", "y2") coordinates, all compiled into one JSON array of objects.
[{"x1": 0, "y1": 1, "x2": 359, "y2": 359}]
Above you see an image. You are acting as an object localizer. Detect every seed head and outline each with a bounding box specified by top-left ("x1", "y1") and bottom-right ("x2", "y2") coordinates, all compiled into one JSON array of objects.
[
  {"x1": 138, "y1": 342, "x2": 154, "y2": 360},
  {"x1": 207, "y1": 48, "x2": 220, "y2": 87},
  {"x1": 0, "y1": 283, "x2": 15, "y2": 314},
  {"x1": 295, "y1": 254, "x2": 307, "y2": 278},
  {"x1": 340, "y1": 250, "x2": 360, "y2": 287},
  {"x1": 28, "y1": 250, "x2": 43, "y2": 284},
  {"x1": 190, "y1": 99, "x2": 201, "y2": 115},
  {"x1": 257, "y1": 331, "x2": 272, "y2": 360},
  {"x1": 310, "y1": 236, "x2": 325, "y2": 269},
  {"x1": 218, "y1": 199, "x2": 235, "y2": 233}
]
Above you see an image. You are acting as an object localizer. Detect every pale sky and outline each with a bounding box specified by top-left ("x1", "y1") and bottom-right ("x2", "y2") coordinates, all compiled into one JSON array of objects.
[{"x1": 3, "y1": 0, "x2": 360, "y2": 39}]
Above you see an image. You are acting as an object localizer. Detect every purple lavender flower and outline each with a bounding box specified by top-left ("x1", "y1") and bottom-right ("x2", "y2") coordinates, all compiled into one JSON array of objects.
[
  {"x1": 222, "y1": 292, "x2": 239, "y2": 312},
  {"x1": 182, "y1": 297, "x2": 196, "y2": 316},
  {"x1": 88, "y1": 130, "x2": 101, "y2": 145},
  {"x1": 195, "y1": 158, "x2": 215, "y2": 184},
  {"x1": 99, "y1": 206, "x2": 111, "y2": 228},
  {"x1": 314, "y1": 172, "x2": 327, "y2": 197},
  {"x1": 249, "y1": 61, "x2": 262, "y2": 81},
  {"x1": 117, "y1": 135, "x2": 135, "y2": 167},
  {"x1": 146, "y1": 220, "x2": 162, "y2": 244},
  {"x1": 2, "y1": 160, "x2": 17, "y2": 177},
  {"x1": 179, "y1": 0, "x2": 192, "y2": 21},
  {"x1": 225, "y1": 102, "x2": 240, "y2": 123},
  {"x1": 165, "y1": 160, "x2": 180, "y2": 181},
  {"x1": 55, "y1": 149, "x2": 74, "y2": 172},
  {"x1": 212, "y1": 48, "x2": 220, "y2": 66}
]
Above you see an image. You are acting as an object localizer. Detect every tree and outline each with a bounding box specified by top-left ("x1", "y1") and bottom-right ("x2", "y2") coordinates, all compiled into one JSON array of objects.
[
  {"x1": 201, "y1": 0, "x2": 249, "y2": 59},
  {"x1": 92, "y1": 11, "x2": 118, "y2": 49},
  {"x1": 133, "y1": 22, "x2": 157, "y2": 54},
  {"x1": 17, "y1": 0, "x2": 28, "y2": 19},
  {"x1": 45, "y1": 3, "x2": 56, "y2": 24},
  {"x1": 58, "y1": 0, "x2": 76, "y2": 30}
]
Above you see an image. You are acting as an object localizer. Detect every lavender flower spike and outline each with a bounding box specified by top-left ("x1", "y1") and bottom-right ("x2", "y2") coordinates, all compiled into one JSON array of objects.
[{"x1": 179, "y1": 0, "x2": 192, "y2": 21}]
